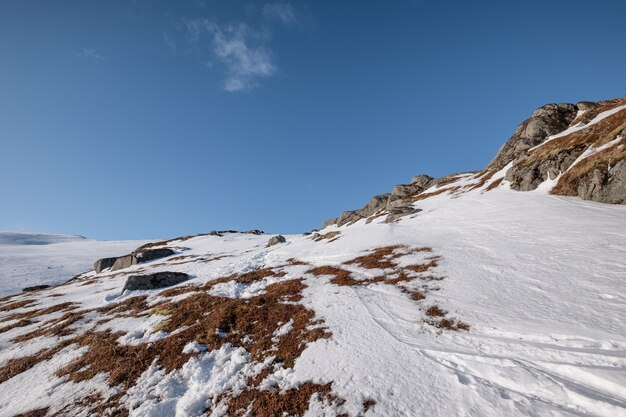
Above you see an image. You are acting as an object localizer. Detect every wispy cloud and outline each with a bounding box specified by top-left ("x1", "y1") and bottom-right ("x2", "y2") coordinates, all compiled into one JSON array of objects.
[
  {"x1": 163, "y1": 32, "x2": 177, "y2": 54},
  {"x1": 79, "y1": 48, "x2": 106, "y2": 62},
  {"x1": 186, "y1": 19, "x2": 277, "y2": 92},
  {"x1": 262, "y1": 2, "x2": 298, "y2": 25}
]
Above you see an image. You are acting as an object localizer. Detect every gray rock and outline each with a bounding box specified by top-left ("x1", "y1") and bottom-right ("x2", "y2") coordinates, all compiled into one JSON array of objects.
[
  {"x1": 488, "y1": 103, "x2": 578, "y2": 171},
  {"x1": 22, "y1": 285, "x2": 50, "y2": 292},
  {"x1": 122, "y1": 272, "x2": 190, "y2": 292},
  {"x1": 94, "y1": 257, "x2": 117, "y2": 274},
  {"x1": 359, "y1": 194, "x2": 390, "y2": 218},
  {"x1": 110, "y1": 254, "x2": 137, "y2": 272},
  {"x1": 576, "y1": 101, "x2": 598, "y2": 111},
  {"x1": 266, "y1": 235, "x2": 286, "y2": 247},
  {"x1": 506, "y1": 145, "x2": 585, "y2": 191},
  {"x1": 411, "y1": 175, "x2": 434, "y2": 188},
  {"x1": 336, "y1": 210, "x2": 364, "y2": 227},
  {"x1": 385, "y1": 206, "x2": 421, "y2": 223},
  {"x1": 109, "y1": 248, "x2": 176, "y2": 272},
  {"x1": 322, "y1": 217, "x2": 338, "y2": 228},
  {"x1": 135, "y1": 248, "x2": 176, "y2": 263},
  {"x1": 576, "y1": 159, "x2": 626, "y2": 204}
]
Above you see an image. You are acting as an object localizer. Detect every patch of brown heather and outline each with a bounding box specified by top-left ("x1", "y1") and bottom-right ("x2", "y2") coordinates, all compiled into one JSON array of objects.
[
  {"x1": 0, "y1": 299, "x2": 37, "y2": 313},
  {"x1": 225, "y1": 382, "x2": 342, "y2": 417},
  {"x1": 0, "y1": 340, "x2": 74, "y2": 384},
  {"x1": 485, "y1": 177, "x2": 504, "y2": 191},
  {"x1": 41, "y1": 278, "x2": 336, "y2": 414},
  {"x1": 1, "y1": 302, "x2": 78, "y2": 324},
  {"x1": 0, "y1": 319, "x2": 32, "y2": 334},
  {"x1": 308, "y1": 266, "x2": 364, "y2": 286},
  {"x1": 13, "y1": 408, "x2": 50, "y2": 417}
]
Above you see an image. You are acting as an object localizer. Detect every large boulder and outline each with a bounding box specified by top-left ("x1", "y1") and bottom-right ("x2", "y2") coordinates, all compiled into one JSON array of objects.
[
  {"x1": 109, "y1": 248, "x2": 176, "y2": 272},
  {"x1": 266, "y1": 235, "x2": 286, "y2": 247},
  {"x1": 122, "y1": 272, "x2": 190, "y2": 292},
  {"x1": 94, "y1": 257, "x2": 118, "y2": 274}
]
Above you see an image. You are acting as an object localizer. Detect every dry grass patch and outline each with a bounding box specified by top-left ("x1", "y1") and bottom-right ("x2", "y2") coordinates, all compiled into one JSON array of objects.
[
  {"x1": 308, "y1": 266, "x2": 364, "y2": 286},
  {"x1": 0, "y1": 319, "x2": 32, "y2": 334},
  {"x1": 0, "y1": 340, "x2": 74, "y2": 384},
  {"x1": 525, "y1": 106, "x2": 626, "y2": 165},
  {"x1": 425, "y1": 305, "x2": 447, "y2": 317},
  {"x1": 44, "y1": 278, "x2": 333, "y2": 414},
  {"x1": 424, "y1": 305, "x2": 469, "y2": 331},
  {"x1": 13, "y1": 310, "x2": 87, "y2": 343},
  {"x1": 13, "y1": 408, "x2": 50, "y2": 417},
  {"x1": 225, "y1": 382, "x2": 343, "y2": 417},
  {"x1": 2, "y1": 302, "x2": 78, "y2": 324},
  {"x1": 465, "y1": 170, "x2": 496, "y2": 191},
  {"x1": 485, "y1": 177, "x2": 504, "y2": 191},
  {"x1": 0, "y1": 299, "x2": 37, "y2": 313}
]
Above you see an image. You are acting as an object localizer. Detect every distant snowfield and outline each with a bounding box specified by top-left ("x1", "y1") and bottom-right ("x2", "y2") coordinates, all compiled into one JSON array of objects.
[{"x1": 0, "y1": 232, "x2": 150, "y2": 297}]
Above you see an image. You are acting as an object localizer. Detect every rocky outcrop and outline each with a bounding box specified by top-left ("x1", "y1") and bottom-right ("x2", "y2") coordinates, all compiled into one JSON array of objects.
[
  {"x1": 385, "y1": 206, "x2": 421, "y2": 223},
  {"x1": 324, "y1": 176, "x2": 435, "y2": 228},
  {"x1": 503, "y1": 97, "x2": 626, "y2": 203},
  {"x1": 320, "y1": 96, "x2": 626, "y2": 230},
  {"x1": 267, "y1": 235, "x2": 286, "y2": 247},
  {"x1": 505, "y1": 145, "x2": 585, "y2": 191},
  {"x1": 122, "y1": 272, "x2": 190, "y2": 292},
  {"x1": 488, "y1": 103, "x2": 578, "y2": 172},
  {"x1": 96, "y1": 248, "x2": 177, "y2": 274},
  {"x1": 94, "y1": 257, "x2": 117, "y2": 274}
]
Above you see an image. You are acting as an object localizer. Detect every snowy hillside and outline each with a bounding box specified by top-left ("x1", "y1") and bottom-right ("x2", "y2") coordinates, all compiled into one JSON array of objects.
[
  {"x1": 0, "y1": 97, "x2": 625, "y2": 417},
  {"x1": 0, "y1": 232, "x2": 151, "y2": 297}
]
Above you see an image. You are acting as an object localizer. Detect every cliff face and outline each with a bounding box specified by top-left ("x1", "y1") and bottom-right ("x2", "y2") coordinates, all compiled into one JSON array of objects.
[
  {"x1": 323, "y1": 95, "x2": 626, "y2": 228},
  {"x1": 503, "y1": 97, "x2": 626, "y2": 203}
]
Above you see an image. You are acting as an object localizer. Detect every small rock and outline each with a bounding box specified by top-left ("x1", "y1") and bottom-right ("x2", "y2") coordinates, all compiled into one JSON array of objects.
[
  {"x1": 267, "y1": 235, "x2": 286, "y2": 247},
  {"x1": 22, "y1": 285, "x2": 51, "y2": 292}
]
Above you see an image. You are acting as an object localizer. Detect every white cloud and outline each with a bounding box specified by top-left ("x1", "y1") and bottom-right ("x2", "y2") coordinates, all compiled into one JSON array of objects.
[
  {"x1": 186, "y1": 20, "x2": 277, "y2": 92},
  {"x1": 262, "y1": 2, "x2": 298, "y2": 25},
  {"x1": 79, "y1": 48, "x2": 105, "y2": 62}
]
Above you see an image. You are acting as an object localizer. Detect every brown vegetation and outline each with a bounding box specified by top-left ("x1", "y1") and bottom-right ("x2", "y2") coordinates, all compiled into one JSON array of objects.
[
  {"x1": 225, "y1": 382, "x2": 342, "y2": 417},
  {"x1": 485, "y1": 177, "x2": 504, "y2": 191}
]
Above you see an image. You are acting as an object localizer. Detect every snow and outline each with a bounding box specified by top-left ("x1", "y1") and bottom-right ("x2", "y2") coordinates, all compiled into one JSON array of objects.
[
  {"x1": 122, "y1": 345, "x2": 260, "y2": 417},
  {"x1": 0, "y1": 232, "x2": 150, "y2": 297},
  {"x1": 1, "y1": 185, "x2": 625, "y2": 416}
]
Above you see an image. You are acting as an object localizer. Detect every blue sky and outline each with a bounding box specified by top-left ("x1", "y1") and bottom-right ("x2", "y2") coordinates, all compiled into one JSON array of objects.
[{"x1": 1, "y1": 0, "x2": 625, "y2": 240}]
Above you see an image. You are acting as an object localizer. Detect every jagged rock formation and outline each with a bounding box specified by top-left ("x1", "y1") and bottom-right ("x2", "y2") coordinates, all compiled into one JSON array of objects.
[
  {"x1": 94, "y1": 248, "x2": 177, "y2": 273},
  {"x1": 488, "y1": 103, "x2": 579, "y2": 172},
  {"x1": 322, "y1": 96, "x2": 626, "y2": 229},
  {"x1": 324, "y1": 175, "x2": 436, "y2": 228},
  {"x1": 498, "y1": 97, "x2": 626, "y2": 203}
]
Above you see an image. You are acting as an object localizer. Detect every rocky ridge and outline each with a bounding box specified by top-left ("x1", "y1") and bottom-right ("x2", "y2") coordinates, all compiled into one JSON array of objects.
[{"x1": 322, "y1": 95, "x2": 626, "y2": 228}]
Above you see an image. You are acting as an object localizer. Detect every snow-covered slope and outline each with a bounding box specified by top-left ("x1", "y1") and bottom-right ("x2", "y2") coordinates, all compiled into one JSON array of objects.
[
  {"x1": 0, "y1": 97, "x2": 625, "y2": 417},
  {"x1": 0, "y1": 232, "x2": 150, "y2": 297}
]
